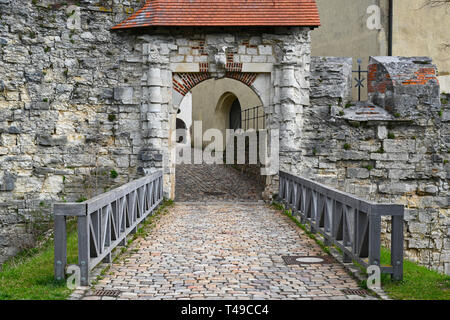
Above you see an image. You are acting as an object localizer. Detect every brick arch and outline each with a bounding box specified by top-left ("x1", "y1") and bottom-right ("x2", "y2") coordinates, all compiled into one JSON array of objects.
[{"x1": 173, "y1": 72, "x2": 258, "y2": 97}]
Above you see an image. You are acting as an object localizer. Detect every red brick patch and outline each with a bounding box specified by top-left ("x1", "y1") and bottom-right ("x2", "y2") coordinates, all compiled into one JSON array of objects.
[{"x1": 173, "y1": 71, "x2": 258, "y2": 96}]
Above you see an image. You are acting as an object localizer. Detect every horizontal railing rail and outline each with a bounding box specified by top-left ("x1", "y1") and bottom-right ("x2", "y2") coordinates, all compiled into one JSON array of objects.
[
  {"x1": 278, "y1": 171, "x2": 404, "y2": 280},
  {"x1": 54, "y1": 171, "x2": 164, "y2": 286}
]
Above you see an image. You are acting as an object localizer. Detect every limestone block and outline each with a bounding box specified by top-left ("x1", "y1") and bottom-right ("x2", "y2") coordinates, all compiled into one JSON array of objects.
[
  {"x1": 378, "y1": 182, "x2": 417, "y2": 195},
  {"x1": 408, "y1": 222, "x2": 429, "y2": 234},
  {"x1": 340, "y1": 150, "x2": 370, "y2": 161},
  {"x1": 80, "y1": 32, "x2": 95, "y2": 41},
  {"x1": 258, "y1": 45, "x2": 273, "y2": 55},
  {"x1": 347, "y1": 168, "x2": 370, "y2": 179},
  {"x1": 252, "y1": 56, "x2": 267, "y2": 63},
  {"x1": 170, "y1": 55, "x2": 185, "y2": 63},
  {"x1": 375, "y1": 161, "x2": 415, "y2": 169},
  {"x1": 383, "y1": 140, "x2": 416, "y2": 153},
  {"x1": 148, "y1": 68, "x2": 162, "y2": 86},
  {"x1": 377, "y1": 126, "x2": 387, "y2": 140},
  {"x1": 240, "y1": 55, "x2": 251, "y2": 63},
  {"x1": 238, "y1": 45, "x2": 246, "y2": 54},
  {"x1": 388, "y1": 169, "x2": 416, "y2": 180},
  {"x1": 42, "y1": 175, "x2": 64, "y2": 194},
  {"x1": 194, "y1": 55, "x2": 208, "y2": 63},
  {"x1": 370, "y1": 153, "x2": 409, "y2": 161},
  {"x1": 246, "y1": 47, "x2": 258, "y2": 55},
  {"x1": 147, "y1": 103, "x2": 162, "y2": 113},
  {"x1": 148, "y1": 87, "x2": 162, "y2": 104},
  {"x1": 178, "y1": 47, "x2": 191, "y2": 55},
  {"x1": 0, "y1": 172, "x2": 16, "y2": 191},
  {"x1": 114, "y1": 87, "x2": 134, "y2": 104}
]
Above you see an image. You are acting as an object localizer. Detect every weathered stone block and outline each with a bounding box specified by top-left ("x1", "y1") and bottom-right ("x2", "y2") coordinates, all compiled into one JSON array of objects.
[
  {"x1": 378, "y1": 182, "x2": 417, "y2": 195},
  {"x1": 114, "y1": 87, "x2": 134, "y2": 104},
  {"x1": 376, "y1": 127, "x2": 387, "y2": 141},
  {"x1": 388, "y1": 169, "x2": 416, "y2": 180},
  {"x1": 370, "y1": 153, "x2": 409, "y2": 161},
  {"x1": 36, "y1": 134, "x2": 65, "y2": 147},
  {"x1": 0, "y1": 172, "x2": 16, "y2": 191},
  {"x1": 347, "y1": 168, "x2": 370, "y2": 179},
  {"x1": 383, "y1": 140, "x2": 416, "y2": 153},
  {"x1": 340, "y1": 150, "x2": 370, "y2": 161}
]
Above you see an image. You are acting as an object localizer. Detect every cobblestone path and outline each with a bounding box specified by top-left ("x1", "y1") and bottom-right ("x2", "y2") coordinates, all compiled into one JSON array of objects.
[
  {"x1": 79, "y1": 202, "x2": 377, "y2": 300},
  {"x1": 175, "y1": 163, "x2": 264, "y2": 202}
]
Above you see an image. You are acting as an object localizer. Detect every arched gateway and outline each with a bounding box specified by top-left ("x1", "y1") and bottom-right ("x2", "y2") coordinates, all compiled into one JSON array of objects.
[{"x1": 112, "y1": 0, "x2": 321, "y2": 199}]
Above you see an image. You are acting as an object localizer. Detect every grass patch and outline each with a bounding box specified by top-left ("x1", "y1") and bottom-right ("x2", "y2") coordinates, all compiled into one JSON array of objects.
[
  {"x1": 379, "y1": 248, "x2": 450, "y2": 300},
  {"x1": 0, "y1": 220, "x2": 79, "y2": 300},
  {"x1": 0, "y1": 199, "x2": 174, "y2": 300}
]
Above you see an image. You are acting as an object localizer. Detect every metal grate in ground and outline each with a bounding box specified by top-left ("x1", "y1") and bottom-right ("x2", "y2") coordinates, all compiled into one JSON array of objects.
[
  {"x1": 92, "y1": 290, "x2": 121, "y2": 297},
  {"x1": 341, "y1": 289, "x2": 371, "y2": 296}
]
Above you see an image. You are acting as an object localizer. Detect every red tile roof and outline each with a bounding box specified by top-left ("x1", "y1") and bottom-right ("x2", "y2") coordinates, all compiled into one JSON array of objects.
[{"x1": 112, "y1": 0, "x2": 320, "y2": 30}]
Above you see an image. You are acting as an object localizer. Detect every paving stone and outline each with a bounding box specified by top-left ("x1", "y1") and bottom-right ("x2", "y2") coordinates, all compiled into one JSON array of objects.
[{"x1": 175, "y1": 161, "x2": 264, "y2": 202}]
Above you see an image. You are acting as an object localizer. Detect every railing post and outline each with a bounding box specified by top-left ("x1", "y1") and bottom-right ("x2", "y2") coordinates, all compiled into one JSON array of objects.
[
  {"x1": 78, "y1": 215, "x2": 90, "y2": 286},
  {"x1": 391, "y1": 214, "x2": 404, "y2": 281},
  {"x1": 54, "y1": 215, "x2": 67, "y2": 281},
  {"x1": 310, "y1": 190, "x2": 317, "y2": 234},
  {"x1": 368, "y1": 209, "x2": 381, "y2": 267}
]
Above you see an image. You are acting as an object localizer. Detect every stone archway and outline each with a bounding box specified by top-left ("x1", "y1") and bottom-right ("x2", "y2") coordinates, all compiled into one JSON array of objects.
[
  {"x1": 172, "y1": 73, "x2": 271, "y2": 201},
  {"x1": 138, "y1": 28, "x2": 311, "y2": 199}
]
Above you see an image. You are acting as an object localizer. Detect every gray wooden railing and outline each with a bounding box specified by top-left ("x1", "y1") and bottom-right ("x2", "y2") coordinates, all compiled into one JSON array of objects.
[
  {"x1": 278, "y1": 171, "x2": 404, "y2": 280},
  {"x1": 54, "y1": 171, "x2": 164, "y2": 286}
]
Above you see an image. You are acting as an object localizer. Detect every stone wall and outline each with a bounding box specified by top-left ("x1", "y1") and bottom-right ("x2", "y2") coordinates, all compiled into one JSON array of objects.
[
  {"x1": 304, "y1": 56, "x2": 449, "y2": 274},
  {"x1": 0, "y1": 0, "x2": 146, "y2": 263}
]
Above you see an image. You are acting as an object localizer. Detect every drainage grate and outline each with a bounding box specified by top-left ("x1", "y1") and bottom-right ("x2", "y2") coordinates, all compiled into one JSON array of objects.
[
  {"x1": 93, "y1": 290, "x2": 121, "y2": 297},
  {"x1": 282, "y1": 255, "x2": 336, "y2": 265},
  {"x1": 342, "y1": 289, "x2": 370, "y2": 296}
]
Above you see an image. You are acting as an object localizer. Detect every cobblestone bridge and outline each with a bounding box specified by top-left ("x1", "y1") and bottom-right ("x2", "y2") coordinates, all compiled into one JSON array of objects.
[{"x1": 73, "y1": 163, "x2": 377, "y2": 300}]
